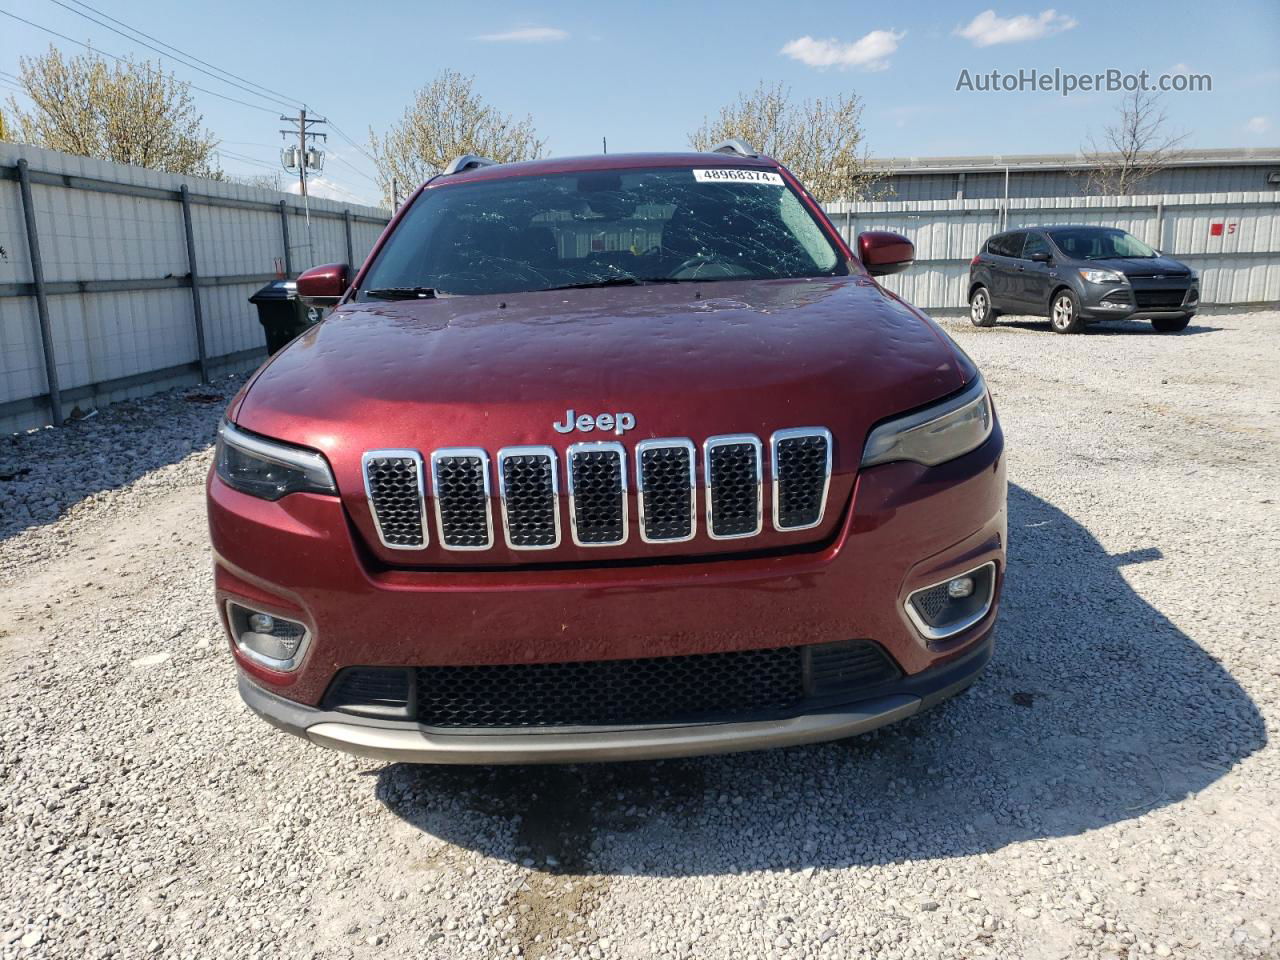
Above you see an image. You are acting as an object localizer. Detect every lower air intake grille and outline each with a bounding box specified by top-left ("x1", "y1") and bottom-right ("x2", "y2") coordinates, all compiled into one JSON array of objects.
[
  {"x1": 322, "y1": 667, "x2": 413, "y2": 719},
  {"x1": 363, "y1": 453, "x2": 426, "y2": 549},
  {"x1": 432, "y1": 451, "x2": 492, "y2": 550},
  {"x1": 499, "y1": 449, "x2": 559, "y2": 549},
  {"x1": 638, "y1": 441, "x2": 695, "y2": 542},
  {"x1": 568, "y1": 444, "x2": 626, "y2": 545},
  {"x1": 416, "y1": 646, "x2": 806, "y2": 728},
  {"x1": 707, "y1": 437, "x2": 762, "y2": 538},
  {"x1": 773, "y1": 430, "x2": 831, "y2": 530},
  {"x1": 1134, "y1": 289, "x2": 1188, "y2": 308}
]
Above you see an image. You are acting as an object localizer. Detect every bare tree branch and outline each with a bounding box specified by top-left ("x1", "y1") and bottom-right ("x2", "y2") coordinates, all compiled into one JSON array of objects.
[
  {"x1": 1078, "y1": 90, "x2": 1189, "y2": 195},
  {"x1": 4, "y1": 45, "x2": 221, "y2": 178},
  {"x1": 688, "y1": 82, "x2": 878, "y2": 202},
  {"x1": 368, "y1": 70, "x2": 546, "y2": 207}
]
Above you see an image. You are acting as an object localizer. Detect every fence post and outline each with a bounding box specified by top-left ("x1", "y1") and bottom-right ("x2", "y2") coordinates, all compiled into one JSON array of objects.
[
  {"x1": 344, "y1": 209, "x2": 354, "y2": 266},
  {"x1": 16, "y1": 159, "x2": 64, "y2": 427},
  {"x1": 179, "y1": 186, "x2": 210, "y2": 384},
  {"x1": 1154, "y1": 201, "x2": 1165, "y2": 250},
  {"x1": 279, "y1": 200, "x2": 293, "y2": 276}
]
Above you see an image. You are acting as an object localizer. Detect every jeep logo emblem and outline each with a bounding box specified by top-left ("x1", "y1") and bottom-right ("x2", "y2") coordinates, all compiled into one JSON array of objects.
[{"x1": 553, "y1": 408, "x2": 635, "y2": 436}]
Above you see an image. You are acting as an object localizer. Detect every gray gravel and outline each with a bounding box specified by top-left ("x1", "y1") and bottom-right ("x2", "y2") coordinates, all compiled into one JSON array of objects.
[{"x1": 2, "y1": 311, "x2": 1278, "y2": 960}]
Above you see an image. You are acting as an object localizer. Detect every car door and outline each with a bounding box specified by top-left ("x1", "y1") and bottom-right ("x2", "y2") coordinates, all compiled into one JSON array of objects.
[
  {"x1": 987, "y1": 232, "x2": 1025, "y2": 310},
  {"x1": 1019, "y1": 232, "x2": 1053, "y2": 310}
]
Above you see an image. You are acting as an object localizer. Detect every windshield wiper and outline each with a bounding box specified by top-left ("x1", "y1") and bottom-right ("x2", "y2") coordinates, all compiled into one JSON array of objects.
[
  {"x1": 543, "y1": 277, "x2": 648, "y2": 291},
  {"x1": 364, "y1": 286, "x2": 441, "y2": 300}
]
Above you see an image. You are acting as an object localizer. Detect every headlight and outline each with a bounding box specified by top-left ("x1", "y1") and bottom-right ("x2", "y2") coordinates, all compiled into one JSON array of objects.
[
  {"x1": 1078, "y1": 268, "x2": 1124, "y2": 284},
  {"x1": 215, "y1": 420, "x2": 337, "y2": 500},
  {"x1": 861, "y1": 377, "x2": 993, "y2": 468}
]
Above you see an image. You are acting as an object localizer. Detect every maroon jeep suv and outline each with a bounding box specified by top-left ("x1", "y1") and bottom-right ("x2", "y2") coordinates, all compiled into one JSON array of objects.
[{"x1": 207, "y1": 142, "x2": 1006, "y2": 764}]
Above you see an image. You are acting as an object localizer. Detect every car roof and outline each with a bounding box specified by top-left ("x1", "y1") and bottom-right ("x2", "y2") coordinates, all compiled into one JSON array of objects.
[
  {"x1": 433, "y1": 151, "x2": 779, "y2": 187},
  {"x1": 999, "y1": 225, "x2": 1126, "y2": 234}
]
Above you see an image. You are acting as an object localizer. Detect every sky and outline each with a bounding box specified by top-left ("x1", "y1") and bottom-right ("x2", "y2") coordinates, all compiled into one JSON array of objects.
[{"x1": 2, "y1": 0, "x2": 1277, "y2": 207}]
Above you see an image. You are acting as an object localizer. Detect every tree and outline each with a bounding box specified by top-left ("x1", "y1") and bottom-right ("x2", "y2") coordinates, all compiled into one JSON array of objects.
[
  {"x1": 689, "y1": 82, "x2": 877, "y2": 202},
  {"x1": 1079, "y1": 90, "x2": 1189, "y2": 195},
  {"x1": 5, "y1": 46, "x2": 220, "y2": 177},
  {"x1": 369, "y1": 70, "x2": 545, "y2": 206}
]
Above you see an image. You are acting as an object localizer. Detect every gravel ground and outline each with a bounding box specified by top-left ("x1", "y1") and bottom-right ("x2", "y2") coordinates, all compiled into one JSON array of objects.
[{"x1": 1, "y1": 310, "x2": 1278, "y2": 960}]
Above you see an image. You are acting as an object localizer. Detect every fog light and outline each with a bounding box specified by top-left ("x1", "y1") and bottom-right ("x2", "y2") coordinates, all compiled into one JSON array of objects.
[
  {"x1": 227, "y1": 602, "x2": 309, "y2": 670},
  {"x1": 248, "y1": 613, "x2": 275, "y2": 633},
  {"x1": 947, "y1": 576, "x2": 975, "y2": 599},
  {"x1": 905, "y1": 562, "x2": 997, "y2": 641}
]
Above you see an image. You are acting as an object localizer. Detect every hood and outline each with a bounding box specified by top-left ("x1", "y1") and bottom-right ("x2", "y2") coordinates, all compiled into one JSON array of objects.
[
  {"x1": 1094, "y1": 256, "x2": 1192, "y2": 279},
  {"x1": 235, "y1": 276, "x2": 970, "y2": 566}
]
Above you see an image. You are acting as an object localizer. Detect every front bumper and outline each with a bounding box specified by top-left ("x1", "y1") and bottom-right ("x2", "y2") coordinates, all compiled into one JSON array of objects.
[{"x1": 238, "y1": 630, "x2": 992, "y2": 763}]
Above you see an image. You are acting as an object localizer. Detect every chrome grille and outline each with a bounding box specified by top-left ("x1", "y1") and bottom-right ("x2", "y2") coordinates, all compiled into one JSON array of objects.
[
  {"x1": 567, "y1": 442, "x2": 627, "y2": 546},
  {"x1": 497, "y1": 447, "x2": 560, "y2": 550},
  {"x1": 430, "y1": 449, "x2": 493, "y2": 550},
  {"x1": 771, "y1": 428, "x2": 832, "y2": 531},
  {"x1": 362, "y1": 451, "x2": 427, "y2": 549},
  {"x1": 705, "y1": 435, "x2": 763, "y2": 539},
  {"x1": 637, "y1": 439, "x2": 696, "y2": 543}
]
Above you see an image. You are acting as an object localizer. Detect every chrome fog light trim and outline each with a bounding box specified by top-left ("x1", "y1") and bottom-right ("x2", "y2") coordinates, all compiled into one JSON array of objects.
[
  {"x1": 904, "y1": 561, "x2": 997, "y2": 641},
  {"x1": 226, "y1": 601, "x2": 311, "y2": 671}
]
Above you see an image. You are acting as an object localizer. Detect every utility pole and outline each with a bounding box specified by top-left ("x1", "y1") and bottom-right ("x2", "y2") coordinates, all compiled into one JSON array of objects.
[
  {"x1": 602, "y1": 136, "x2": 607, "y2": 155},
  {"x1": 280, "y1": 108, "x2": 327, "y2": 265}
]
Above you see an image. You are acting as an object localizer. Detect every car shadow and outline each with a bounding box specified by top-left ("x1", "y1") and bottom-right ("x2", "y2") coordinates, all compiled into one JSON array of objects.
[
  {"x1": 997, "y1": 316, "x2": 1221, "y2": 336},
  {"x1": 374, "y1": 484, "x2": 1264, "y2": 876}
]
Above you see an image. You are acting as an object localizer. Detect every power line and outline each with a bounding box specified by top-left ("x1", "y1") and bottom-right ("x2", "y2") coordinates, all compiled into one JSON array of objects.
[
  {"x1": 0, "y1": 8, "x2": 280, "y2": 114},
  {"x1": 42, "y1": 0, "x2": 298, "y2": 111},
  {"x1": 326, "y1": 118, "x2": 379, "y2": 166},
  {"x1": 61, "y1": 0, "x2": 306, "y2": 109},
  {"x1": 327, "y1": 151, "x2": 380, "y2": 185}
]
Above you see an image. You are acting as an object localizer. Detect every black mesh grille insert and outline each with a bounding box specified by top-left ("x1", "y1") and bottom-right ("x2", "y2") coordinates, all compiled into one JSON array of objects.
[
  {"x1": 323, "y1": 667, "x2": 413, "y2": 719},
  {"x1": 775, "y1": 433, "x2": 829, "y2": 529},
  {"x1": 433, "y1": 454, "x2": 491, "y2": 549},
  {"x1": 639, "y1": 445, "x2": 693, "y2": 541},
  {"x1": 364, "y1": 455, "x2": 425, "y2": 548},
  {"x1": 416, "y1": 646, "x2": 806, "y2": 728},
  {"x1": 570, "y1": 448, "x2": 625, "y2": 544},
  {"x1": 708, "y1": 441, "x2": 760, "y2": 537},
  {"x1": 1134, "y1": 288, "x2": 1188, "y2": 308},
  {"x1": 501, "y1": 452, "x2": 558, "y2": 548}
]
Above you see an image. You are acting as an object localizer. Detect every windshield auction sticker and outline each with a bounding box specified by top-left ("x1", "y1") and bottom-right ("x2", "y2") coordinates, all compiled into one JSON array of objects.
[{"x1": 692, "y1": 168, "x2": 784, "y2": 186}]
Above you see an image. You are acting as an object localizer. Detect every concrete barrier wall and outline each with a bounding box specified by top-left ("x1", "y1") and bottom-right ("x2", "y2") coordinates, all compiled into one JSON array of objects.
[{"x1": 0, "y1": 143, "x2": 390, "y2": 433}]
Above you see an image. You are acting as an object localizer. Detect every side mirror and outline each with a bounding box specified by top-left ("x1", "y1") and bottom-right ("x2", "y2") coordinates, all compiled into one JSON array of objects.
[
  {"x1": 296, "y1": 263, "x2": 350, "y2": 306},
  {"x1": 1030, "y1": 251, "x2": 1052, "y2": 263},
  {"x1": 857, "y1": 231, "x2": 914, "y2": 277}
]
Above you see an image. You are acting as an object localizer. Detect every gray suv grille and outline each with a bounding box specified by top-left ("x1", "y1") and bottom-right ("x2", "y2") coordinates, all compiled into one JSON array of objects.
[{"x1": 360, "y1": 428, "x2": 831, "y2": 553}]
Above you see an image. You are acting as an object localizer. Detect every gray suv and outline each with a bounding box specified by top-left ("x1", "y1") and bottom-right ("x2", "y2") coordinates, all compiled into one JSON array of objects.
[{"x1": 968, "y1": 225, "x2": 1200, "y2": 334}]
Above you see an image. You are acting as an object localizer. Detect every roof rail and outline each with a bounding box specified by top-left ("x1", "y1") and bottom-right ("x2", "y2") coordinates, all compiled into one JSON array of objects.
[
  {"x1": 441, "y1": 154, "x2": 498, "y2": 176},
  {"x1": 710, "y1": 139, "x2": 760, "y2": 159}
]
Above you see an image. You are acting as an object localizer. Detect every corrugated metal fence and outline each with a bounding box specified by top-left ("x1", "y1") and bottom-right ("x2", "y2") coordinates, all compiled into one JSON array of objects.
[
  {"x1": 0, "y1": 143, "x2": 390, "y2": 433},
  {"x1": 826, "y1": 192, "x2": 1280, "y2": 313}
]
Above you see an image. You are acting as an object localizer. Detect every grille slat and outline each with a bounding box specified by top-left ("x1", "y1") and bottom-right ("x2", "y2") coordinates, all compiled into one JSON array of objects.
[
  {"x1": 705, "y1": 435, "x2": 763, "y2": 539},
  {"x1": 568, "y1": 443, "x2": 627, "y2": 546},
  {"x1": 637, "y1": 439, "x2": 696, "y2": 543},
  {"x1": 1134, "y1": 288, "x2": 1189, "y2": 308},
  {"x1": 362, "y1": 451, "x2": 427, "y2": 549},
  {"x1": 431, "y1": 449, "x2": 494, "y2": 550},
  {"x1": 772, "y1": 428, "x2": 832, "y2": 531},
  {"x1": 497, "y1": 447, "x2": 560, "y2": 550}
]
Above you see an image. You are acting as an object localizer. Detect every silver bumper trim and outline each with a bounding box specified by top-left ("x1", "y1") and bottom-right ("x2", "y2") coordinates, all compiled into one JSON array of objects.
[{"x1": 303, "y1": 697, "x2": 920, "y2": 764}]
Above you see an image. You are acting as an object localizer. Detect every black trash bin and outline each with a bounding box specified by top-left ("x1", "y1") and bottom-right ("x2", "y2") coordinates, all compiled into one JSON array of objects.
[{"x1": 248, "y1": 279, "x2": 313, "y2": 354}]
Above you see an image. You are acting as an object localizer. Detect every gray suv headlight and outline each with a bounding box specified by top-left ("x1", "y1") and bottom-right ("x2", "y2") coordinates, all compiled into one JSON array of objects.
[
  {"x1": 861, "y1": 377, "x2": 993, "y2": 468},
  {"x1": 215, "y1": 420, "x2": 337, "y2": 500}
]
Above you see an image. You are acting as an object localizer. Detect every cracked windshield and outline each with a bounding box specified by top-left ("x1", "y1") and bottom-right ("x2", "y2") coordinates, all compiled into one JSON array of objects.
[{"x1": 358, "y1": 167, "x2": 846, "y2": 299}]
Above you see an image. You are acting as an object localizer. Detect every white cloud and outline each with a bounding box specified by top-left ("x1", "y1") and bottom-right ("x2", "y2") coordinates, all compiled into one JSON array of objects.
[
  {"x1": 1245, "y1": 115, "x2": 1272, "y2": 135},
  {"x1": 955, "y1": 9, "x2": 1077, "y2": 46},
  {"x1": 780, "y1": 29, "x2": 906, "y2": 71},
  {"x1": 475, "y1": 26, "x2": 568, "y2": 43}
]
